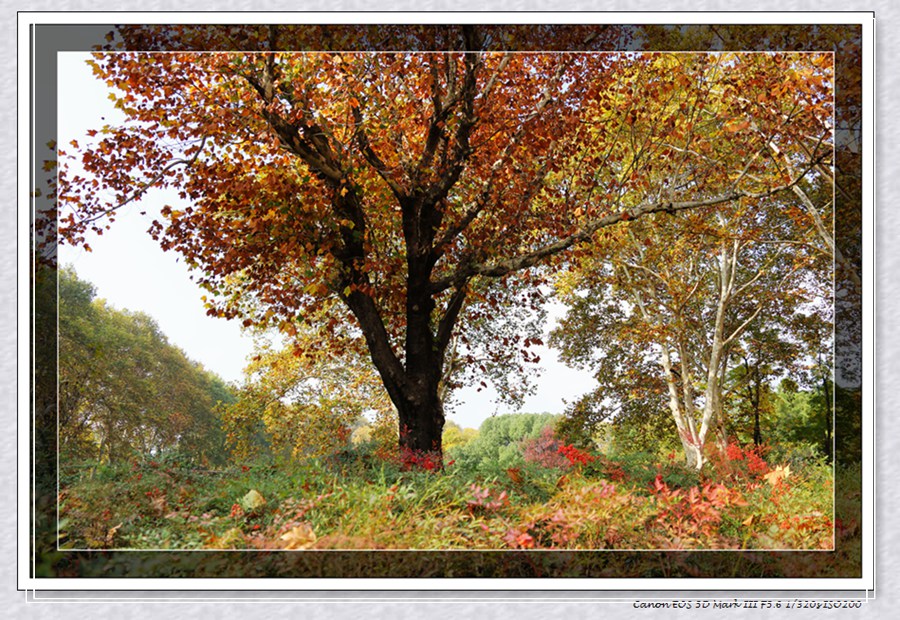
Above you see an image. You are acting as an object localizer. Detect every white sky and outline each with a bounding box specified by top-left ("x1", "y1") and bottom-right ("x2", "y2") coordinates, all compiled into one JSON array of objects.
[{"x1": 56, "y1": 52, "x2": 596, "y2": 430}]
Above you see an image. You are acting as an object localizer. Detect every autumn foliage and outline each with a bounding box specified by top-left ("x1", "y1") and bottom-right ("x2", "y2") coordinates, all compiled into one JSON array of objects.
[{"x1": 56, "y1": 25, "x2": 833, "y2": 460}]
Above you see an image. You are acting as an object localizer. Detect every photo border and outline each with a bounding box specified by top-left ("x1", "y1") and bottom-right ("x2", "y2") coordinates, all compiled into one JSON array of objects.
[{"x1": 17, "y1": 10, "x2": 875, "y2": 596}]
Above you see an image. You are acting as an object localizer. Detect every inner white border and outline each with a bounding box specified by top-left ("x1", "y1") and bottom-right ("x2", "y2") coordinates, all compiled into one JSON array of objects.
[{"x1": 17, "y1": 10, "x2": 876, "y2": 593}]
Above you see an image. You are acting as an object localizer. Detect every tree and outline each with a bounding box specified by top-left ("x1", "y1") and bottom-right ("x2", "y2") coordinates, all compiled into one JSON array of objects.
[
  {"x1": 221, "y1": 302, "x2": 395, "y2": 462},
  {"x1": 58, "y1": 267, "x2": 234, "y2": 465},
  {"x1": 451, "y1": 413, "x2": 559, "y2": 470},
  {"x1": 552, "y1": 183, "x2": 830, "y2": 468},
  {"x1": 441, "y1": 420, "x2": 479, "y2": 453},
  {"x1": 549, "y1": 289, "x2": 676, "y2": 454},
  {"x1": 57, "y1": 28, "x2": 832, "y2": 462},
  {"x1": 725, "y1": 323, "x2": 800, "y2": 447}
]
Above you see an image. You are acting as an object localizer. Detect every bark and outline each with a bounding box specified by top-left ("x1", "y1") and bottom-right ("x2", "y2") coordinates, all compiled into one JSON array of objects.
[
  {"x1": 745, "y1": 360, "x2": 763, "y2": 447},
  {"x1": 752, "y1": 377, "x2": 763, "y2": 447},
  {"x1": 396, "y1": 382, "x2": 446, "y2": 457},
  {"x1": 661, "y1": 346, "x2": 705, "y2": 470}
]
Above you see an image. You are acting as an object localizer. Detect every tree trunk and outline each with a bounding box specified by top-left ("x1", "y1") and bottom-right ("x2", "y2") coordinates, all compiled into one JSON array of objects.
[
  {"x1": 396, "y1": 384, "x2": 445, "y2": 458},
  {"x1": 660, "y1": 346, "x2": 707, "y2": 470},
  {"x1": 343, "y1": 244, "x2": 462, "y2": 468},
  {"x1": 752, "y1": 374, "x2": 763, "y2": 446},
  {"x1": 684, "y1": 441, "x2": 704, "y2": 470},
  {"x1": 753, "y1": 404, "x2": 762, "y2": 447}
]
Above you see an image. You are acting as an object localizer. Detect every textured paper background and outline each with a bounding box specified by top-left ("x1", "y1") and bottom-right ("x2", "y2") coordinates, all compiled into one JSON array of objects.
[{"x1": 5, "y1": 2, "x2": 895, "y2": 617}]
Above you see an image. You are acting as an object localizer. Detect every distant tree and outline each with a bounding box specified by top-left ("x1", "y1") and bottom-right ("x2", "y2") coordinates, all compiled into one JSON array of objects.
[
  {"x1": 451, "y1": 413, "x2": 558, "y2": 469},
  {"x1": 58, "y1": 267, "x2": 234, "y2": 465},
  {"x1": 441, "y1": 420, "x2": 479, "y2": 453}
]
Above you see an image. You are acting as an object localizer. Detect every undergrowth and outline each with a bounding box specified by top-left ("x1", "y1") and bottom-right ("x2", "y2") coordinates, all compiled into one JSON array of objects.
[{"x1": 58, "y1": 441, "x2": 837, "y2": 552}]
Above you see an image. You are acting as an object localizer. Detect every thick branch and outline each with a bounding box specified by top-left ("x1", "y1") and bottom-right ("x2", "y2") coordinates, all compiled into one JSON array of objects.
[
  {"x1": 339, "y1": 286, "x2": 407, "y2": 393},
  {"x1": 242, "y1": 71, "x2": 343, "y2": 182}
]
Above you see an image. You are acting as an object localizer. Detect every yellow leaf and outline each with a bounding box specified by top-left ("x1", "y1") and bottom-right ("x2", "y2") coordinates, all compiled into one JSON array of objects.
[
  {"x1": 280, "y1": 523, "x2": 317, "y2": 550},
  {"x1": 340, "y1": 187, "x2": 349, "y2": 197},
  {"x1": 742, "y1": 515, "x2": 755, "y2": 527},
  {"x1": 763, "y1": 465, "x2": 791, "y2": 486}
]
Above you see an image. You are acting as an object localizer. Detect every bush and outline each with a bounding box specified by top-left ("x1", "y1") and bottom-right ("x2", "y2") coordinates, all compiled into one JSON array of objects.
[
  {"x1": 764, "y1": 441, "x2": 827, "y2": 473},
  {"x1": 521, "y1": 426, "x2": 570, "y2": 469}
]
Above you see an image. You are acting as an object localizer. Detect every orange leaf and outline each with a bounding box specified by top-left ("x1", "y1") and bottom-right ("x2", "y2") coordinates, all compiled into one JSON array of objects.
[{"x1": 725, "y1": 120, "x2": 751, "y2": 133}]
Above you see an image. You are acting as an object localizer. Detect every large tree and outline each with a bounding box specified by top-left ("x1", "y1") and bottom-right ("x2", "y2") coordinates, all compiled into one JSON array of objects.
[{"x1": 57, "y1": 26, "x2": 832, "y2": 461}]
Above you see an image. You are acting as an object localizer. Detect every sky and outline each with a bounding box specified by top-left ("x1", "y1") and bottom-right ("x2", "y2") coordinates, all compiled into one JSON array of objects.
[{"x1": 56, "y1": 52, "x2": 596, "y2": 431}]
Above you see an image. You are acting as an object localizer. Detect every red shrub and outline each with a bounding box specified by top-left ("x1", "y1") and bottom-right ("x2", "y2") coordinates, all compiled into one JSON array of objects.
[
  {"x1": 711, "y1": 442, "x2": 771, "y2": 480},
  {"x1": 558, "y1": 444, "x2": 596, "y2": 466},
  {"x1": 725, "y1": 442, "x2": 744, "y2": 461},
  {"x1": 522, "y1": 426, "x2": 570, "y2": 469},
  {"x1": 399, "y1": 448, "x2": 441, "y2": 472}
]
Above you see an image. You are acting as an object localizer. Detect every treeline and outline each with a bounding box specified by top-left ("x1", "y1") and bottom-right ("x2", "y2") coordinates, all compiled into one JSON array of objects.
[{"x1": 58, "y1": 267, "x2": 235, "y2": 466}]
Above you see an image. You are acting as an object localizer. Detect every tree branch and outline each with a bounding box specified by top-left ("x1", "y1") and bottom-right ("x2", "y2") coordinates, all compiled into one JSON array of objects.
[
  {"x1": 75, "y1": 135, "x2": 208, "y2": 227},
  {"x1": 435, "y1": 284, "x2": 469, "y2": 360},
  {"x1": 431, "y1": 163, "x2": 820, "y2": 294}
]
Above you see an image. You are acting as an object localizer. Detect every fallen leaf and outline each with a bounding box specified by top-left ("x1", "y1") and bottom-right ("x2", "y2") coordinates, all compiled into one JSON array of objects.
[
  {"x1": 280, "y1": 523, "x2": 317, "y2": 550},
  {"x1": 105, "y1": 522, "x2": 123, "y2": 545}
]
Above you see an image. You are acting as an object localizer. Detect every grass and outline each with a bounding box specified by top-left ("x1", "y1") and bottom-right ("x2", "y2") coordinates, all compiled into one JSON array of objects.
[{"x1": 58, "y1": 443, "x2": 839, "y2": 552}]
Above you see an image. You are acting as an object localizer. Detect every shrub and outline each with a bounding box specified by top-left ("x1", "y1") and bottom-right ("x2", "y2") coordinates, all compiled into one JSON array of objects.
[
  {"x1": 521, "y1": 426, "x2": 569, "y2": 469},
  {"x1": 707, "y1": 442, "x2": 771, "y2": 481}
]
